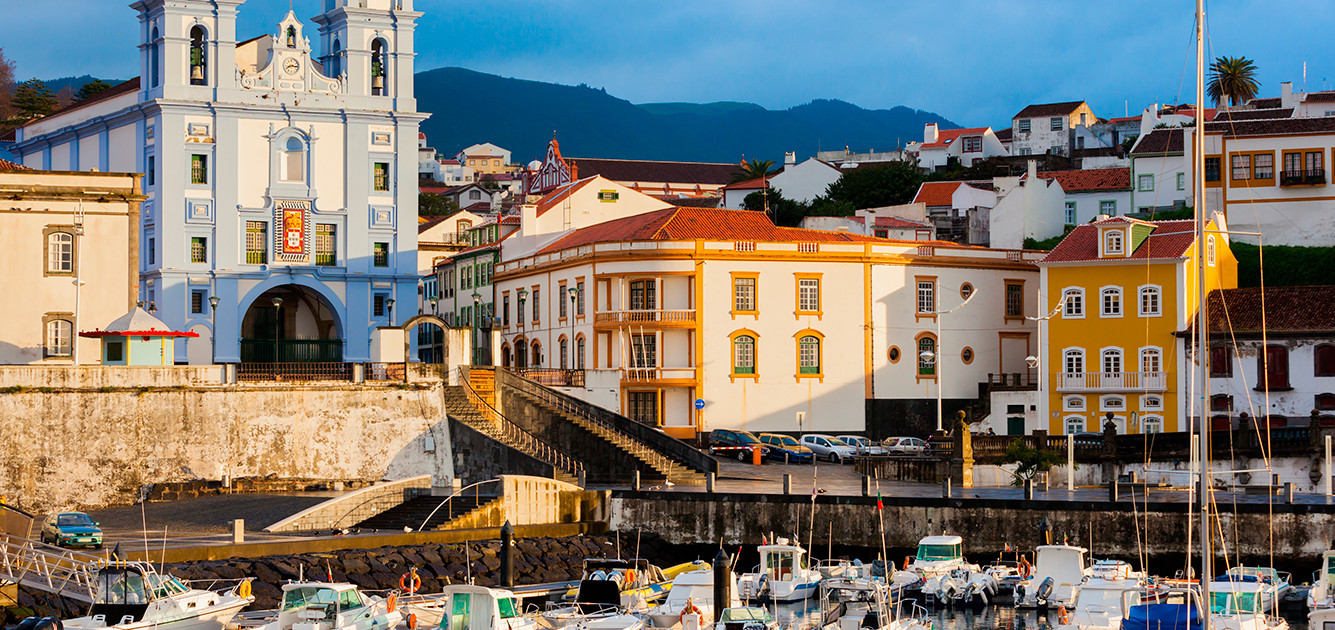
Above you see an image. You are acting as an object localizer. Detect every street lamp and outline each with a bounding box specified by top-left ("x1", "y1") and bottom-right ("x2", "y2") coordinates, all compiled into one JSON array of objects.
[
  {"x1": 430, "y1": 297, "x2": 439, "y2": 315},
  {"x1": 925, "y1": 290, "x2": 978, "y2": 434},
  {"x1": 208, "y1": 295, "x2": 220, "y2": 364},
  {"x1": 567, "y1": 287, "x2": 579, "y2": 369},
  {"x1": 386, "y1": 297, "x2": 396, "y2": 325},
  {"x1": 471, "y1": 290, "x2": 483, "y2": 365},
  {"x1": 271, "y1": 296, "x2": 283, "y2": 363},
  {"x1": 1027, "y1": 292, "x2": 1069, "y2": 488}
]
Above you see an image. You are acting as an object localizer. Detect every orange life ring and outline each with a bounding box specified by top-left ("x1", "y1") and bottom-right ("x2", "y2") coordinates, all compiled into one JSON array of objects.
[
  {"x1": 407, "y1": 614, "x2": 418, "y2": 629},
  {"x1": 400, "y1": 571, "x2": 422, "y2": 594},
  {"x1": 624, "y1": 568, "x2": 637, "y2": 586},
  {"x1": 1058, "y1": 606, "x2": 1070, "y2": 625},
  {"x1": 387, "y1": 593, "x2": 398, "y2": 613},
  {"x1": 238, "y1": 581, "x2": 252, "y2": 599},
  {"x1": 680, "y1": 603, "x2": 703, "y2": 624}
]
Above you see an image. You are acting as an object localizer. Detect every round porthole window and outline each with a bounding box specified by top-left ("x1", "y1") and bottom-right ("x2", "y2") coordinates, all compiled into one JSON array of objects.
[
  {"x1": 888, "y1": 346, "x2": 901, "y2": 363},
  {"x1": 961, "y1": 283, "x2": 974, "y2": 299},
  {"x1": 961, "y1": 347, "x2": 974, "y2": 364}
]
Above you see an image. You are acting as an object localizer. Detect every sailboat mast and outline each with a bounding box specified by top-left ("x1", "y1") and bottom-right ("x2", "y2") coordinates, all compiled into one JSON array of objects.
[{"x1": 1195, "y1": 0, "x2": 1212, "y2": 626}]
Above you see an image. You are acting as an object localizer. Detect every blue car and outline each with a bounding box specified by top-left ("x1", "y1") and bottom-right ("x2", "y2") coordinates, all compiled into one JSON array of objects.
[
  {"x1": 41, "y1": 512, "x2": 103, "y2": 549},
  {"x1": 758, "y1": 433, "x2": 816, "y2": 463}
]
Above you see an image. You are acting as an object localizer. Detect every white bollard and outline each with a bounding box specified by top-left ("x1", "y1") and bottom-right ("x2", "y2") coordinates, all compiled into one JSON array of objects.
[
  {"x1": 1067, "y1": 434, "x2": 1075, "y2": 491},
  {"x1": 1326, "y1": 435, "x2": 1332, "y2": 497},
  {"x1": 232, "y1": 519, "x2": 244, "y2": 544}
]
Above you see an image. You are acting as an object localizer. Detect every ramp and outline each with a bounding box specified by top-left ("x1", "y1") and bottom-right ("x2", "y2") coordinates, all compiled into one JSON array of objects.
[{"x1": 0, "y1": 535, "x2": 102, "y2": 602}]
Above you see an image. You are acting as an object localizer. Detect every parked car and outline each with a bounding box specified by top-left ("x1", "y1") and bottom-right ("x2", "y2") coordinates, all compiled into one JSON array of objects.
[
  {"x1": 41, "y1": 512, "x2": 103, "y2": 549},
  {"x1": 883, "y1": 437, "x2": 930, "y2": 455},
  {"x1": 800, "y1": 434, "x2": 858, "y2": 464},
  {"x1": 758, "y1": 433, "x2": 816, "y2": 463},
  {"x1": 837, "y1": 435, "x2": 888, "y2": 457},
  {"x1": 708, "y1": 428, "x2": 771, "y2": 461}
]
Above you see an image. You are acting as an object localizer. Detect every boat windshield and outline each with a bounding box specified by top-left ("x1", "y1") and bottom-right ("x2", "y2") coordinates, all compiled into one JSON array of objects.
[
  {"x1": 93, "y1": 569, "x2": 149, "y2": 605},
  {"x1": 282, "y1": 586, "x2": 341, "y2": 611},
  {"x1": 145, "y1": 574, "x2": 190, "y2": 598},
  {"x1": 1327, "y1": 557, "x2": 1335, "y2": 585},
  {"x1": 720, "y1": 608, "x2": 773, "y2": 623},
  {"x1": 1210, "y1": 591, "x2": 1259, "y2": 615},
  {"x1": 764, "y1": 551, "x2": 800, "y2": 580},
  {"x1": 498, "y1": 597, "x2": 518, "y2": 619},
  {"x1": 1076, "y1": 588, "x2": 1125, "y2": 610},
  {"x1": 917, "y1": 544, "x2": 961, "y2": 561}
]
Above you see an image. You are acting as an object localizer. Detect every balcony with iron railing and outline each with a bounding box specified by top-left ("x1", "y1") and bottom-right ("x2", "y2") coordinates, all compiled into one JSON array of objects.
[
  {"x1": 622, "y1": 366, "x2": 696, "y2": 382},
  {"x1": 1056, "y1": 371, "x2": 1166, "y2": 392},
  {"x1": 1280, "y1": 169, "x2": 1326, "y2": 186},
  {"x1": 595, "y1": 309, "x2": 697, "y2": 326}
]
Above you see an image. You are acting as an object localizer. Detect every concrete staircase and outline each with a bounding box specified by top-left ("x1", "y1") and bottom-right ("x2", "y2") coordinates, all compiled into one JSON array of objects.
[
  {"x1": 443, "y1": 373, "x2": 582, "y2": 486},
  {"x1": 510, "y1": 388, "x2": 706, "y2": 486},
  {"x1": 354, "y1": 494, "x2": 501, "y2": 531}
]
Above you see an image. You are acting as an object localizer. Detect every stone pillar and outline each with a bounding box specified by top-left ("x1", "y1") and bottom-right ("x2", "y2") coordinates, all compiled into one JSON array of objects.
[
  {"x1": 950, "y1": 410, "x2": 974, "y2": 488},
  {"x1": 1101, "y1": 412, "x2": 1119, "y2": 486}
]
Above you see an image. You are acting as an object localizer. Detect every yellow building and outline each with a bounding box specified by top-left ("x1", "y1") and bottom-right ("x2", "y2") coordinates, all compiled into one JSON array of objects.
[{"x1": 1038, "y1": 216, "x2": 1236, "y2": 434}]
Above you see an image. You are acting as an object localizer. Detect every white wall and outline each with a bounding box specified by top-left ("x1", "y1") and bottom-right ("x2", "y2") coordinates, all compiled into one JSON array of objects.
[
  {"x1": 769, "y1": 158, "x2": 840, "y2": 203},
  {"x1": 989, "y1": 174, "x2": 1066, "y2": 248}
]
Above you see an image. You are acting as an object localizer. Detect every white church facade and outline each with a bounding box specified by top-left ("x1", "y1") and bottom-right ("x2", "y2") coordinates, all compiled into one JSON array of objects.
[{"x1": 12, "y1": 0, "x2": 426, "y2": 364}]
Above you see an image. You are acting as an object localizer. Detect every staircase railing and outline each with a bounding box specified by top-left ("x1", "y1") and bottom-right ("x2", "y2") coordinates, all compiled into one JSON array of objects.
[
  {"x1": 0, "y1": 536, "x2": 101, "y2": 602},
  {"x1": 454, "y1": 368, "x2": 584, "y2": 480},
  {"x1": 496, "y1": 367, "x2": 717, "y2": 475}
]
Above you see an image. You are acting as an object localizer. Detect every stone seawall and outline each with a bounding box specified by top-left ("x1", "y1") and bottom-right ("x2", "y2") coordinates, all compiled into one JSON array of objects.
[
  {"x1": 0, "y1": 384, "x2": 449, "y2": 512},
  {"x1": 1, "y1": 532, "x2": 684, "y2": 623}
]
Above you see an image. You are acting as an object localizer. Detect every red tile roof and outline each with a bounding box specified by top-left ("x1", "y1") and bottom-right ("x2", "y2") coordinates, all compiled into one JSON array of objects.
[
  {"x1": 567, "y1": 157, "x2": 741, "y2": 185},
  {"x1": 851, "y1": 215, "x2": 933, "y2": 229},
  {"x1": 913, "y1": 181, "x2": 962, "y2": 206},
  {"x1": 1247, "y1": 97, "x2": 1282, "y2": 109},
  {"x1": 463, "y1": 202, "x2": 491, "y2": 212},
  {"x1": 994, "y1": 128, "x2": 1013, "y2": 142},
  {"x1": 1106, "y1": 115, "x2": 1141, "y2": 124},
  {"x1": 1130, "y1": 129, "x2": 1184, "y2": 156},
  {"x1": 1014, "y1": 101, "x2": 1087, "y2": 119},
  {"x1": 0, "y1": 158, "x2": 32, "y2": 171},
  {"x1": 1212, "y1": 108, "x2": 1294, "y2": 122},
  {"x1": 536, "y1": 207, "x2": 883, "y2": 254},
  {"x1": 1305, "y1": 92, "x2": 1335, "y2": 103},
  {"x1": 1040, "y1": 217, "x2": 1197, "y2": 263},
  {"x1": 921, "y1": 127, "x2": 989, "y2": 149},
  {"x1": 535, "y1": 178, "x2": 597, "y2": 216},
  {"x1": 1206, "y1": 286, "x2": 1335, "y2": 334},
  {"x1": 1205, "y1": 116, "x2": 1335, "y2": 138},
  {"x1": 1035, "y1": 167, "x2": 1130, "y2": 192},
  {"x1": 721, "y1": 176, "x2": 771, "y2": 190}
]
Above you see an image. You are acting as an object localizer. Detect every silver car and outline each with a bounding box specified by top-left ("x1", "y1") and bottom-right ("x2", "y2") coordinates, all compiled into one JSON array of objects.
[
  {"x1": 837, "y1": 435, "x2": 888, "y2": 456},
  {"x1": 800, "y1": 434, "x2": 858, "y2": 464},
  {"x1": 883, "y1": 436, "x2": 929, "y2": 454}
]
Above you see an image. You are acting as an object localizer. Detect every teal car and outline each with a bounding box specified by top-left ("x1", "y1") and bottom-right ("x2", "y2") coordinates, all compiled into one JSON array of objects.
[{"x1": 41, "y1": 512, "x2": 103, "y2": 549}]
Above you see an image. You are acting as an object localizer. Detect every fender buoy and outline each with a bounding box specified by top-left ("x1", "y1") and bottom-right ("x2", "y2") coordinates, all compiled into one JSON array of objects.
[
  {"x1": 386, "y1": 594, "x2": 397, "y2": 614},
  {"x1": 1058, "y1": 606, "x2": 1071, "y2": 625},
  {"x1": 238, "y1": 581, "x2": 252, "y2": 599},
  {"x1": 904, "y1": 556, "x2": 913, "y2": 571},
  {"x1": 400, "y1": 571, "x2": 422, "y2": 594},
  {"x1": 407, "y1": 614, "x2": 418, "y2": 630}
]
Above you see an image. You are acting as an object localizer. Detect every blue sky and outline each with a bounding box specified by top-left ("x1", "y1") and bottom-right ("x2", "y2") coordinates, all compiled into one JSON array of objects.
[{"x1": 4, "y1": 0, "x2": 1334, "y2": 129}]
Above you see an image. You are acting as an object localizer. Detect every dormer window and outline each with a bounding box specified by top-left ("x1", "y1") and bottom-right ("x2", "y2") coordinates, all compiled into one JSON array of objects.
[
  {"x1": 189, "y1": 26, "x2": 207, "y2": 86},
  {"x1": 1104, "y1": 230, "x2": 1124, "y2": 256}
]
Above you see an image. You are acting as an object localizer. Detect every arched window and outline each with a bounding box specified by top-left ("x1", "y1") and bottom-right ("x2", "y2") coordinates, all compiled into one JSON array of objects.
[
  {"x1": 1101, "y1": 348, "x2": 1123, "y2": 374},
  {"x1": 1138, "y1": 285, "x2": 1161, "y2": 316},
  {"x1": 576, "y1": 335, "x2": 586, "y2": 369},
  {"x1": 500, "y1": 343, "x2": 511, "y2": 368},
  {"x1": 1142, "y1": 415, "x2": 1164, "y2": 433},
  {"x1": 1062, "y1": 287, "x2": 1084, "y2": 318},
  {"x1": 514, "y1": 339, "x2": 527, "y2": 369},
  {"x1": 1316, "y1": 344, "x2": 1335, "y2": 377},
  {"x1": 1063, "y1": 348, "x2": 1084, "y2": 375},
  {"x1": 328, "y1": 39, "x2": 342, "y2": 78},
  {"x1": 46, "y1": 232, "x2": 74, "y2": 274},
  {"x1": 1207, "y1": 235, "x2": 1217, "y2": 266},
  {"x1": 281, "y1": 136, "x2": 306, "y2": 182},
  {"x1": 559, "y1": 336, "x2": 568, "y2": 370},
  {"x1": 1063, "y1": 395, "x2": 1085, "y2": 411},
  {"x1": 150, "y1": 27, "x2": 161, "y2": 88},
  {"x1": 1064, "y1": 416, "x2": 1085, "y2": 435},
  {"x1": 798, "y1": 335, "x2": 821, "y2": 376},
  {"x1": 189, "y1": 26, "x2": 207, "y2": 86},
  {"x1": 370, "y1": 38, "x2": 388, "y2": 95},
  {"x1": 1101, "y1": 287, "x2": 1123, "y2": 317},
  {"x1": 44, "y1": 319, "x2": 73, "y2": 358},
  {"x1": 732, "y1": 335, "x2": 756, "y2": 376},
  {"x1": 1140, "y1": 347, "x2": 1162, "y2": 374},
  {"x1": 1316, "y1": 393, "x2": 1335, "y2": 411},
  {"x1": 1104, "y1": 230, "x2": 1124, "y2": 255},
  {"x1": 917, "y1": 335, "x2": 936, "y2": 377},
  {"x1": 531, "y1": 341, "x2": 543, "y2": 367}
]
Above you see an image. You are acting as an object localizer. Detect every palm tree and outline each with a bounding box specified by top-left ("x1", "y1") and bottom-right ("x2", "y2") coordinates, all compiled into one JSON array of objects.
[
  {"x1": 1208, "y1": 56, "x2": 1261, "y2": 109},
  {"x1": 731, "y1": 159, "x2": 776, "y2": 183}
]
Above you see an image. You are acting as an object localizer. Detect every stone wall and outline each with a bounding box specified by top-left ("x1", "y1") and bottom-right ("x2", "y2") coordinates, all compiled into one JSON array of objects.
[
  {"x1": 448, "y1": 418, "x2": 556, "y2": 486},
  {"x1": 0, "y1": 384, "x2": 450, "y2": 512}
]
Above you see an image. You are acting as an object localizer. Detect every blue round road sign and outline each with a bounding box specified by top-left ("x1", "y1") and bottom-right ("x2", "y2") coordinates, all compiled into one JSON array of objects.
[{"x1": 694, "y1": 398, "x2": 705, "y2": 410}]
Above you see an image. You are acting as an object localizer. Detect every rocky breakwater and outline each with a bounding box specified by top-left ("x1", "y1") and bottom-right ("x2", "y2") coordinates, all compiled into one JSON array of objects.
[{"x1": 4, "y1": 532, "x2": 685, "y2": 621}]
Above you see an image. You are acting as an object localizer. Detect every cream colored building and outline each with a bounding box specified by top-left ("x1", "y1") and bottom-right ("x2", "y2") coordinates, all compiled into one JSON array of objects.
[{"x1": 0, "y1": 164, "x2": 144, "y2": 364}]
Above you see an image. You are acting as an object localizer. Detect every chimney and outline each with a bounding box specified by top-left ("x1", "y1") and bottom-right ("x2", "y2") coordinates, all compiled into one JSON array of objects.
[
  {"x1": 784, "y1": 151, "x2": 796, "y2": 166},
  {"x1": 1027, "y1": 159, "x2": 1038, "y2": 181},
  {"x1": 1281, "y1": 81, "x2": 1299, "y2": 108},
  {"x1": 924, "y1": 123, "x2": 938, "y2": 144}
]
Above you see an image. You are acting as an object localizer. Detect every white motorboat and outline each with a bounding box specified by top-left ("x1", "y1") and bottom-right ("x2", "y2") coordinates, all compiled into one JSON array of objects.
[
  {"x1": 56, "y1": 561, "x2": 252, "y2": 630},
  {"x1": 737, "y1": 538, "x2": 822, "y2": 602},
  {"x1": 542, "y1": 560, "x2": 649, "y2": 630},
  {"x1": 1053, "y1": 580, "x2": 1148, "y2": 630},
  {"x1": 921, "y1": 567, "x2": 996, "y2": 608},
  {"x1": 1089, "y1": 560, "x2": 1144, "y2": 582},
  {"x1": 401, "y1": 585, "x2": 536, "y2": 630},
  {"x1": 1207, "y1": 579, "x2": 1290, "y2": 630},
  {"x1": 818, "y1": 580, "x2": 931, "y2": 630},
  {"x1": 645, "y1": 569, "x2": 739, "y2": 629},
  {"x1": 257, "y1": 581, "x2": 401, "y2": 630},
  {"x1": 889, "y1": 535, "x2": 980, "y2": 602},
  {"x1": 710, "y1": 607, "x2": 779, "y2": 630},
  {"x1": 1308, "y1": 550, "x2": 1335, "y2": 628},
  {"x1": 1123, "y1": 587, "x2": 1287, "y2": 630},
  {"x1": 1014, "y1": 544, "x2": 1089, "y2": 609},
  {"x1": 1215, "y1": 567, "x2": 1291, "y2": 613}
]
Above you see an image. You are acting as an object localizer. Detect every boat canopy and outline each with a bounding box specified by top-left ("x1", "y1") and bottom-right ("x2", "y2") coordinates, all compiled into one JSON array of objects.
[
  {"x1": 915, "y1": 537, "x2": 962, "y2": 561},
  {"x1": 1209, "y1": 590, "x2": 1261, "y2": 615},
  {"x1": 1123, "y1": 604, "x2": 1201, "y2": 630},
  {"x1": 719, "y1": 608, "x2": 774, "y2": 623},
  {"x1": 280, "y1": 584, "x2": 364, "y2": 613}
]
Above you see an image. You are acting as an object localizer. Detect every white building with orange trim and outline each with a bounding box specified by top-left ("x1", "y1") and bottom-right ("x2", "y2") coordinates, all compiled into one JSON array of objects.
[{"x1": 488, "y1": 175, "x2": 1042, "y2": 439}]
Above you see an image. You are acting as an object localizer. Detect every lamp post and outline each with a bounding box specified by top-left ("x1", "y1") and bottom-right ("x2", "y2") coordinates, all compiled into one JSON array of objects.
[
  {"x1": 386, "y1": 297, "x2": 396, "y2": 326},
  {"x1": 920, "y1": 291, "x2": 978, "y2": 434},
  {"x1": 567, "y1": 287, "x2": 578, "y2": 369},
  {"x1": 71, "y1": 206, "x2": 84, "y2": 364},
  {"x1": 1027, "y1": 293, "x2": 1069, "y2": 488},
  {"x1": 472, "y1": 291, "x2": 482, "y2": 365},
  {"x1": 208, "y1": 295, "x2": 220, "y2": 364},
  {"x1": 270, "y1": 296, "x2": 283, "y2": 363}
]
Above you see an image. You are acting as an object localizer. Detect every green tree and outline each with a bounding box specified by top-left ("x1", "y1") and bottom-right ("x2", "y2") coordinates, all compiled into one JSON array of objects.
[
  {"x1": 742, "y1": 188, "x2": 807, "y2": 227},
  {"x1": 1208, "y1": 56, "x2": 1261, "y2": 108},
  {"x1": 0, "y1": 48, "x2": 15, "y2": 124},
  {"x1": 11, "y1": 78, "x2": 56, "y2": 123},
  {"x1": 998, "y1": 439, "x2": 1065, "y2": 484},
  {"x1": 731, "y1": 159, "x2": 776, "y2": 183},
  {"x1": 822, "y1": 160, "x2": 925, "y2": 210},
  {"x1": 76, "y1": 79, "x2": 112, "y2": 102},
  {"x1": 419, "y1": 192, "x2": 461, "y2": 217}
]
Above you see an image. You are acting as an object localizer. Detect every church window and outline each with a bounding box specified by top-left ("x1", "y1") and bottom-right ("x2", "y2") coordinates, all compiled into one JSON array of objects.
[
  {"x1": 189, "y1": 26, "x2": 207, "y2": 86},
  {"x1": 328, "y1": 39, "x2": 342, "y2": 78},
  {"x1": 281, "y1": 137, "x2": 306, "y2": 182},
  {"x1": 370, "y1": 38, "x2": 388, "y2": 95},
  {"x1": 150, "y1": 27, "x2": 161, "y2": 88}
]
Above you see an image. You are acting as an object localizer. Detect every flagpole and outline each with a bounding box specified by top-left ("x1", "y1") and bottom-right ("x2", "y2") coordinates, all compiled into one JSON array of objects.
[
  {"x1": 876, "y1": 480, "x2": 888, "y2": 573},
  {"x1": 808, "y1": 467, "x2": 818, "y2": 562}
]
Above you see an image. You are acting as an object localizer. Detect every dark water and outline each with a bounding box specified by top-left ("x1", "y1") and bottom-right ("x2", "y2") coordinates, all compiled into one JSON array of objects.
[{"x1": 770, "y1": 602, "x2": 1311, "y2": 630}]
